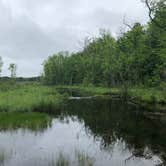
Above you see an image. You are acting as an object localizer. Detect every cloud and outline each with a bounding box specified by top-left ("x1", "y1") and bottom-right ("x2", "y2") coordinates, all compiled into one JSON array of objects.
[{"x1": 0, "y1": 0, "x2": 149, "y2": 77}]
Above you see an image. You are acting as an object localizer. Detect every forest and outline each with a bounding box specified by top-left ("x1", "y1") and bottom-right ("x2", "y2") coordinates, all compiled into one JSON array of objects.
[{"x1": 43, "y1": 0, "x2": 166, "y2": 88}]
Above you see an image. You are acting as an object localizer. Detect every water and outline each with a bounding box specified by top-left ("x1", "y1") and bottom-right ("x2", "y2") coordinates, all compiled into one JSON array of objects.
[{"x1": 0, "y1": 98, "x2": 165, "y2": 166}]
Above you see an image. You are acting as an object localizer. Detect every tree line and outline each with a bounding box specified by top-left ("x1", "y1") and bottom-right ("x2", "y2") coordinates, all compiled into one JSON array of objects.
[{"x1": 43, "y1": 0, "x2": 166, "y2": 87}]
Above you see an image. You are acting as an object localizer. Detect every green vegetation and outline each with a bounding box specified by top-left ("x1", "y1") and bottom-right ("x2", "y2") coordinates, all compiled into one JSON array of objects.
[
  {"x1": 0, "y1": 84, "x2": 65, "y2": 112},
  {"x1": 58, "y1": 85, "x2": 166, "y2": 103},
  {"x1": 57, "y1": 85, "x2": 166, "y2": 111},
  {"x1": 0, "y1": 0, "x2": 165, "y2": 113},
  {"x1": 41, "y1": 0, "x2": 166, "y2": 110},
  {"x1": 0, "y1": 83, "x2": 165, "y2": 113},
  {"x1": 0, "y1": 112, "x2": 51, "y2": 131},
  {"x1": 0, "y1": 1, "x2": 165, "y2": 166},
  {"x1": 56, "y1": 85, "x2": 112, "y2": 96},
  {"x1": 43, "y1": 0, "x2": 166, "y2": 87}
]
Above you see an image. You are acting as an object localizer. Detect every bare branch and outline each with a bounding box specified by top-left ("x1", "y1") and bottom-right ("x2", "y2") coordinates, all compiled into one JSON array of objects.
[
  {"x1": 143, "y1": 0, "x2": 165, "y2": 28},
  {"x1": 145, "y1": 0, "x2": 154, "y2": 21},
  {"x1": 123, "y1": 15, "x2": 133, "y2": 30}
]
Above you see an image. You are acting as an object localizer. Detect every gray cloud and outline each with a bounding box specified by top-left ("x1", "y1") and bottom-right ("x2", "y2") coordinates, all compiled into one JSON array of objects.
[{"x1": 0, "y1": 0, "x2": 149, "y2": 77}]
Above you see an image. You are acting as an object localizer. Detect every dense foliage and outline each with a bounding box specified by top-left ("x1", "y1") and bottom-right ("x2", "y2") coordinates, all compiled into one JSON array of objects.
[{"x1": 43, "y1": 1, "x2": 166, "y2": 87}]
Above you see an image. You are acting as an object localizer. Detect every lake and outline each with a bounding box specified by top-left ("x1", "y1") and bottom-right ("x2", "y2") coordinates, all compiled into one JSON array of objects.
[{"x1": 0, "y1": 97, "x2": 165, "y2": 166}]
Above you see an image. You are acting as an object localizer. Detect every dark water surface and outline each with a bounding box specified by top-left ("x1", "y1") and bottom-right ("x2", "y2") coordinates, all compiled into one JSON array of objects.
[{"x1": 0, "y1": 98, "x2": 166, "y2": 166}]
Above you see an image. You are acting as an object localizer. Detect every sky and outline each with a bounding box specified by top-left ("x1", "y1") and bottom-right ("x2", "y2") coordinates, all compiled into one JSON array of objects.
[{"x1": 0, "y1": 0, "x2": 149, "y2": 77}]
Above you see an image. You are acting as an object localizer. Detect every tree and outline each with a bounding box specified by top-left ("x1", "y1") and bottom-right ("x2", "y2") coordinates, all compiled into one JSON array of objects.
[
  {"x1": 142, "y1": 0, "x2": 166, "y2": 29},
  {"x1": 43, "y1": 6, "x2": 166, "y2": 87},
  {"x1": 144, "y1": 0, "x2": 166, "y2": 85},
  {"x1": 117, "y1": 23, "x2": 146, "y2": 85},
  {"x1": 8, "y1": 63, "x2": 17, "y2": 78}
]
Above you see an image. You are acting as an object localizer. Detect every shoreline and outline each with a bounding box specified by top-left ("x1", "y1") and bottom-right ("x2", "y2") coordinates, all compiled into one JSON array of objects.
[
  {"x1": 56, "y1": 85, "x2": 166, "y2": 112},
  {"x1": 0, "y1": 84, "x2": 165, "y2": 113}
]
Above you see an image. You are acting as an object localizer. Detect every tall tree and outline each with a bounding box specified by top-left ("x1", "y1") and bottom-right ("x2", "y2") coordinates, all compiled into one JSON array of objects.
[{"x1": 144, "y1": 0, "x2": 166, "y2": 84}]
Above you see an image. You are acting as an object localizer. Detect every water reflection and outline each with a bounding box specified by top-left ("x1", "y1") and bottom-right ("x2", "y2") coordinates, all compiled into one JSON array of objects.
[
  {"x1": 0, "y1": 98, "x2": 165, "y2": 166},
  {"x1": 62, "y1": 98, "x2": 166, "y2": 165}
]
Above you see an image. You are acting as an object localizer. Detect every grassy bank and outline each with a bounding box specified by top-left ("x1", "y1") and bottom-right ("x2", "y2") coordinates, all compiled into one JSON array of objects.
[
  {"x1": 0, "y1": 112, "x2": 52, "y2": 131},
  {"x1": 0, "y1": 83, "x2": 65, "y2": 112},
  {"x1": 57, "y1": 85, "x2": 166, "y2": 111},
  {"x1": 0, "y1": 83, "x2": 165, "y2": 113}
]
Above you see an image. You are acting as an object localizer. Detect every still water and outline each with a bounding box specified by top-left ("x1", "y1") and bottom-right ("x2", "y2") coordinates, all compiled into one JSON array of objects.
[{"x1": 0, "y1": 98, "x2": 165, "y2": 166}]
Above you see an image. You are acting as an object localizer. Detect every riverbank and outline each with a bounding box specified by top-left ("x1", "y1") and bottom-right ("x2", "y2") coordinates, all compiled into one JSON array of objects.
[
  {"x1": 0, "y1": 83, "x2": 165, "y2": 113},
  {"x1": 57, "y1": 85, "x2": 166, "y2": 112}
]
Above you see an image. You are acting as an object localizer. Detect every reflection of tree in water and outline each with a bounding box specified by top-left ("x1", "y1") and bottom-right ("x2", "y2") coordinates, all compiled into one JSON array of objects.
[{"x1": 63, "y1": 98, "x2": 166, "y2": 165}]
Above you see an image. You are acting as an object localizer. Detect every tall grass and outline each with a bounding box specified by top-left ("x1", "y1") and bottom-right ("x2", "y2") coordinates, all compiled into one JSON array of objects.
[
  {"x1": 0, "y1": 82, "x2": 165, "y2": 113},
  {"x1": 0, "y1": 84, "x2": 65, "y2": 113},
  {"x1": 128, "y1": 88, "x2": 166, "y2": 104},
  {"x1": 57, "y1": 85, "x2": 166, "y2": 104},
  {"x1": 0, "y1": 112, "x2": 52, "y2": 131}
]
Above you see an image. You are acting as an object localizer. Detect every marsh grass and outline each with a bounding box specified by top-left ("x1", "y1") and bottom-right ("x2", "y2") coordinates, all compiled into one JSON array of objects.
[
  {"x1": 0, "y1": 80, "x2": 20, "y2": 92},
  {"x1": 128, "y1": 88, "x2": 166, "y2": 104},
  {"x1": 0, "y1": 84, "x2": 65, "y2": 113},
  {"x1": 57, "y1": 85, "x2": 166, "y2": 106},
  {"x1": 0, "y1": 112, "x2": 52, "y2": 131},
  {"x1": 0, "y1": 83, "x2": 165, "y2": 113},
  {"x1": 56, "y1": 85, "x2": 112, "y2": 96}
]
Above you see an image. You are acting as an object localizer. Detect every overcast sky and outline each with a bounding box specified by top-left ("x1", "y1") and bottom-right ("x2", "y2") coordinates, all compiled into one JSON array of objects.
[{"x1": 0, "y1": 0, "x2": 149, "y2": 77}]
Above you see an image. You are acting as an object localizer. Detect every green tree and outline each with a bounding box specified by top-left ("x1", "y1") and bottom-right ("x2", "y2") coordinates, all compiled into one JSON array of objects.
[
  {"x1": 117, "y1": 23, "x2": 146, "y2": 85},
  {"x1": 43, "y1": 2, "x2": 166, "y2": 88},
  {"x1": 143, "y1": 0, "x2": 166, "y2": 85}
]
